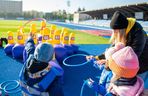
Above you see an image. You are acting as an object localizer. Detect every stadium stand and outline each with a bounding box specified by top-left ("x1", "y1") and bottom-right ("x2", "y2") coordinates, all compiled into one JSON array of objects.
[{"x1": 79, "y1": 2, "x2": 148, "y2": 20}]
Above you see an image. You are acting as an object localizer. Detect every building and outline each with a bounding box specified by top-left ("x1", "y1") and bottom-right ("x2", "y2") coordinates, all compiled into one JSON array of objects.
[
  {"x1": 0, "y1": 0, "x2": 22, "y2": 14},
  {"x1": 74, "y1": 2, "x2": 148, "y2": 23},
  {"x1": 73, "y1": 13, "x2": 92, "y2": 23}
]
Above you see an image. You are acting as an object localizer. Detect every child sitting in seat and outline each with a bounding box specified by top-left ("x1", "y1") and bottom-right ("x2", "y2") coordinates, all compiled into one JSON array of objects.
[
  {"x1": 86, "y1": 42, "x2": 125, "y2": 89},
  {"x1": 19, "y1": 35, "x2": 64, "y2": 96},
  {"x1": 107, "y1": 46, "x2": 144, "y2": 96},
  {"x1": 100, "y1": 42, "x2": 125, "y2": 89},
  {"x1": 87, "y1": 46, "x2": 144, "y2": 96}
]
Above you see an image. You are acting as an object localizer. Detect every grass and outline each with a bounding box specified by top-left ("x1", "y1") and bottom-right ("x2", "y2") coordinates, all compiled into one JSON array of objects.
[
  {"x1": 0, "y1": 20, "x2": 109, "y2": 44},
  {"x1": 70, "y1": 30, "x2": 109, "y2": 44}
]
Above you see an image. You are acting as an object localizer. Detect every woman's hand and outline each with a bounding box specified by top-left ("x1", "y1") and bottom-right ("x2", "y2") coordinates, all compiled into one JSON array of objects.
[
  {"x1": 86, "y1": 56, "x2": 106, "y2": 64},
  {"x1": 96, "y1": 59, "x2": 106, "y2": 65},
  {"x1": 86, "y1": 55, "x2": 94, "y2": 61}
]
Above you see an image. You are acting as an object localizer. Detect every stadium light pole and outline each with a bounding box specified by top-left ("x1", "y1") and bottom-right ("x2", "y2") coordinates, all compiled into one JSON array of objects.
[{"x1": 67, "y1": 0, "x2": 71, "y2": 21}]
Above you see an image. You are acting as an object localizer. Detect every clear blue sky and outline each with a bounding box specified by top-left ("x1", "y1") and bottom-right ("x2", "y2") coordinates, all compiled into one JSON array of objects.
[{"x1": 23, "y1": 0, "x2": 148, "y2": 13}]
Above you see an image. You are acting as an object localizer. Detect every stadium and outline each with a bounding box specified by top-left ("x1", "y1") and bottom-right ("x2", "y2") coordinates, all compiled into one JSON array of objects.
[{"x1": 73, "y1": 2, "x2": 148, "y2": 36}]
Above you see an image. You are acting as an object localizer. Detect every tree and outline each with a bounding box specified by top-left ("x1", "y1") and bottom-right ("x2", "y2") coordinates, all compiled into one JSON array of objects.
[
  {"x1": 77, "y1": 7, "x2": 82, "y2": 12},
  {"x1": 82, "y1": 7, "x2": 85, "y2": 11},
  {"x1": 63, "y1": 10, "x2": 67, "y2": 20},
  {"x1": 69, "y1": 14, "x2": 73, "y2": 21},
  {"x1": 23, "y1": 10, "x2": 44, "y2": 19}
]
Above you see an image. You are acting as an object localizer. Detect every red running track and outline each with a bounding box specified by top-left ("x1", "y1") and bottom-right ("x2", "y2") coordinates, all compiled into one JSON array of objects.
[{"x1": 80, "y1": 30, "x2": 112, "y2": 36}]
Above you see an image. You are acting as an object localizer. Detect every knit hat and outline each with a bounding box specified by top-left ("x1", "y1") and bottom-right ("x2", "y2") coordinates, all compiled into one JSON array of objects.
[
  {"x1": 110, "y1": 11, "x2": 128, "y2": 29},
  {"x1": 105, "y1": 47, "x2": 117, "y2": 60},
  {"x1": 105, "y1": 42, "x2": 125, "y2": 60},
  {"x1": 109, "y1": 46, "x2": 139, "y2": 78},
  {"x1": 34, "y1": 43, "x2": 54, "y2": 63},
  {"x1": 114, "y1": 42, "x2": 125, "y2": 51}
]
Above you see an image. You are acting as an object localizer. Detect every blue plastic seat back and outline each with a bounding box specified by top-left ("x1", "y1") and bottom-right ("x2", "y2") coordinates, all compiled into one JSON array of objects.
[{"x1": 38, "y1": 67, "x2": 62, "y2": 91}]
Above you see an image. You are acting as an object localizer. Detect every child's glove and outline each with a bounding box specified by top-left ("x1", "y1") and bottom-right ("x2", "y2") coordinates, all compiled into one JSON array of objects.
[
  {"x1": 86, "y1": 78, "x2": 107, "y2": 95},
  {"x1": 86, "y1": 56, "x2": 104, "y2": 70},
  {"x1": 86, "y1": 55, "x2": 94, "y2": 61},
  {"x1": 93, "y1": 61, "x2": 104, "y2": 70},
  {"x1": 89, "y1": 58, "x2": 104, "y2": 70}
]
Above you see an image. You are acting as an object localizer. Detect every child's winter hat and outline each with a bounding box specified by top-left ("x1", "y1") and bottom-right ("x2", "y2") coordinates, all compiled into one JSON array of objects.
[
  {"x1": 34, "y1": 43, "x2": 54, "y2": 63},
  {"x1": 114, "y1": 42, "x2": 125, "y2": 51},
  {"x1": 109, "y1": 46, "x2": 139, "y2": 78},
  {"x1": 105, "y1": 47, "x2": 117, "y2": 60},
  {"x1": 105, "y1": 42, "x2": 125, "y2": 60},
  {"x1": 110, "y1": 11, "x2": 128, "y2": 29}
]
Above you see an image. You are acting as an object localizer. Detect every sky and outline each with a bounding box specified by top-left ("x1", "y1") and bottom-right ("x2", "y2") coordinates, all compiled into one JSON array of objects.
[{"x1": 22, "y1": 0, "x2": 148, "y2": 13}]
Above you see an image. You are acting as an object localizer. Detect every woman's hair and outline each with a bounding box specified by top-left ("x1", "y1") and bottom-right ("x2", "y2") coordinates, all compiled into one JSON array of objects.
[{"x1": 109, "y1": 29, "x2": 127, "y2": 45}]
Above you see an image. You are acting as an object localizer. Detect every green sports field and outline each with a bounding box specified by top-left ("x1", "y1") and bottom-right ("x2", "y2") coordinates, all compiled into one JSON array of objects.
[{"x1": 0, "y1": 20, "x2": 109, "y2": 44}]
